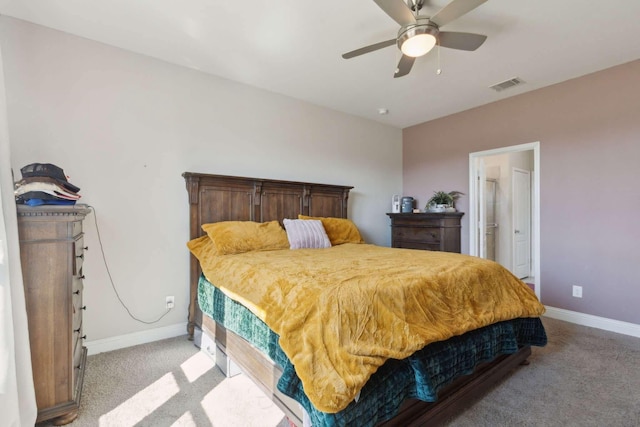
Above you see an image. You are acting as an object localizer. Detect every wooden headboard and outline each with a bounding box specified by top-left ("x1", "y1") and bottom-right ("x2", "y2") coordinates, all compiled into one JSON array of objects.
[{"x1": 182, "y1": 172, "x2": 353, "y2": 338}]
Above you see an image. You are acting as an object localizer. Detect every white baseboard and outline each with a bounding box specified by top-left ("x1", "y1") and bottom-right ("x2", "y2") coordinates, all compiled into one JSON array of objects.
[
  {"x1": 84, "y1": 309, "x2": 640, "y2": 356},
  {"x1": 85, "y1": 322, "x2": 188, "y2": 355},
  {"x1": 544, "y1": 306, "x2": 640, "y2": 339}
]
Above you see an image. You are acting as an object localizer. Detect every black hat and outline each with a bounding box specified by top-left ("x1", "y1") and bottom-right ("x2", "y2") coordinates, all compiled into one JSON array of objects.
[{"x1": 20, "y1": 163, "x2": 81, "y2": 193}]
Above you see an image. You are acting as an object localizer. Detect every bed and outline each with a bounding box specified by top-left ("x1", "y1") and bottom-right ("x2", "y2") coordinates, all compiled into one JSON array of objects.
[{"x1": 183, "y1": 172, "x2": 546, "y2": 426}]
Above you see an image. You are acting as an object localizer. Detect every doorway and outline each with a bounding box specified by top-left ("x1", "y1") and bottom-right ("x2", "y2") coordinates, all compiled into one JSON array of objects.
[{"x1": 469, "y1": 142, "x2": 540, "y2": 300}]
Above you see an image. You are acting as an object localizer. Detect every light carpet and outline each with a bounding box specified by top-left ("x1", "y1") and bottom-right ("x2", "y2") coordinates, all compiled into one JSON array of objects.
[{"x1": 37, "y1": 317, "x2": 640, "y2": 426}]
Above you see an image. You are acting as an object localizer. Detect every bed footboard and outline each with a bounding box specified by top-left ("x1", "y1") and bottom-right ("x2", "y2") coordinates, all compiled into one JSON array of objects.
[{"x1": 378, "y1": 345, "x2": 532, "y2": 426}]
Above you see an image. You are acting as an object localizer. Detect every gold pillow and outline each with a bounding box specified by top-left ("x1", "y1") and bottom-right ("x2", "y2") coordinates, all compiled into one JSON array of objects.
[
  {"x1": 298, "y1": 215, "x2": 364, "y2": 245},
  {"x1": 202, "y1": 220, "x2": 289, "y2": 255},
  {"x1": 186, "y1": 235, "x2": 218, "y2": 263}
]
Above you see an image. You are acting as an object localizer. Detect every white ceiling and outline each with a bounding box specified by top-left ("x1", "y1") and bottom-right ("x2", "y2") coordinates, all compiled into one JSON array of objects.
[{"x1": 1, "y1": 0, "x2": 639, "y2": 129}]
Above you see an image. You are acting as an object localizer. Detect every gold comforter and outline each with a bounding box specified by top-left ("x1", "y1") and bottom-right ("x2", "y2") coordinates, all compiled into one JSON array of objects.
[{"x1": 197, "y1": 243, "x2": 545, "y2": 413}]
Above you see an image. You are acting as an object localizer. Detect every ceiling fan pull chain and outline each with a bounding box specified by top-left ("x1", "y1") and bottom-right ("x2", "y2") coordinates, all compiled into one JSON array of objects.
[{"x1": 436, "y1": 42, "x2": 442, "y2": 75}]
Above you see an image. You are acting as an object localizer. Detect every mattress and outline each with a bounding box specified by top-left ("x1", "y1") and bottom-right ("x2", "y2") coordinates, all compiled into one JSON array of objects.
[{"x1": 198, "y1": 274, "x2": 547, "y2": 427}]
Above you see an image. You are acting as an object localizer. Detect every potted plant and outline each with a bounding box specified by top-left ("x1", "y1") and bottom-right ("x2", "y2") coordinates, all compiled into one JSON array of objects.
[{"x1": 425, "y1": 190, "x2": 464, "y2": 212}]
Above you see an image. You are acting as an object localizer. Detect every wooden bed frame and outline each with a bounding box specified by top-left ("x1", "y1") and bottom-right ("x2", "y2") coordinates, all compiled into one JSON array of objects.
[{"x1": 183, "y1": 172, "x2": 531, "y2": 426}]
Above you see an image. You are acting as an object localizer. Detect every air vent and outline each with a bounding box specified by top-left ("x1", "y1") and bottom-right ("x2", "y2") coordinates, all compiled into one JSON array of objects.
[{"x1": 489, "y1": 77, "x2": 525, "y2": 92}]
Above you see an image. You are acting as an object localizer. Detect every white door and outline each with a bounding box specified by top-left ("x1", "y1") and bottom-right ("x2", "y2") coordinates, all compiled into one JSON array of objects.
[{"x1": 512, "y1": 168, "x2": 531, "y2": 278}]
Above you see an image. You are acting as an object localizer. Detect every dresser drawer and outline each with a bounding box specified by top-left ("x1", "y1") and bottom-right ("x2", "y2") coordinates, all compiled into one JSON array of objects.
[
  {"x1": 72, "y1": 306, "x2": 84, "y2": 386},
  {"x1": 72, "y1": 275, "x2": 84, "y2": 298},
  {"x1": 395, "y1": 241, "x2": 441, "y2": 251},
  {"x1": 73, "y1": 317, "x2": 82, "y2": 349},
  {"x1": 392, "y1": 217, "x2": 445, "y2": 228},
  {"x1": 392, "y1": 227, "x2": 441, "y2": 244},
  {"x1": 73, "y1": 236, "x2": 85, "y2": 275},
  {"x1": 71, "y1": 219, "x2": 83, "y2": 238},
  {"x1": 72, "y1": 279, "x2": 83, "y2": 331},
  {"x1": 73, "y1": 334, "x2": 83, "y2": 390}
]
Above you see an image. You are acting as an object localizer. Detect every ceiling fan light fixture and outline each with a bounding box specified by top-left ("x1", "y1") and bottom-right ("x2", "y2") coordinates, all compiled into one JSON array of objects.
[
  {"x1": 342, "y1": 0, "x2": 488, "y2": 78},
  {"x1": 401, "y1": 33, "x2": 436, "y2": 57},
  {"x1": 398, "y1": 23, "x2": 438, "y2": 58}
]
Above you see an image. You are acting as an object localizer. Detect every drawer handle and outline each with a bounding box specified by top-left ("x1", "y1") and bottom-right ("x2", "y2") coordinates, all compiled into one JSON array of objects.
[
  {"x1": 81, "y1": 305, "x2": 87, "y2": 310},
  {"x1": 81, "y1": 335, "x2": 87, "y2": 340},
  {"x1": 83, "y1": 246, "x2": 89, "y2": 251},
  {"x1": 74, "y1": 328, "x2": 81, "y2": 333},
  {"x1": 75, "y1": 365, "x2": 81, "y2": 370},
  {"x1": 73, "y1": 290, "x2": 80, "y2": 295},
  {"x1": 76, "y1": 254, "x2": 84, "y2": 260},
  {"x1": 79, "y1": 275, "x2": 85, "y2": 279}
]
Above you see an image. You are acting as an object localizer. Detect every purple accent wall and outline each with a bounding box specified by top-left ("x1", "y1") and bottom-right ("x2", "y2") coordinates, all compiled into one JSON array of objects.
[{"x1": 402, "y1": 60, "x2": 640, "y2": 325}]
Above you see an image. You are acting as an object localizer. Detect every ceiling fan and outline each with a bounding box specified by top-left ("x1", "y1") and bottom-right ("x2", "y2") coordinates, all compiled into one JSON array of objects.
[{"x1": 342, "y1": 0, "x2": 488, "y2": 78}]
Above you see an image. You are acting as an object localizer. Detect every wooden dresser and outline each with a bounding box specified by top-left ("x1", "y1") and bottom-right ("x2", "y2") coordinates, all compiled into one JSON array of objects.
[
  {"x1": 387, "y1": 212, "x2": 464, "y2": 253},
  {"x1": 17, "y1": 204, "x2": 90, "y2": 425}
]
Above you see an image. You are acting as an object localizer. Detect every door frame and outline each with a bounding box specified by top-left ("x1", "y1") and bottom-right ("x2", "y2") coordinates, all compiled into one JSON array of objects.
[{"x1": 468, "y1": 141, "x2": 540, "y2": 299}]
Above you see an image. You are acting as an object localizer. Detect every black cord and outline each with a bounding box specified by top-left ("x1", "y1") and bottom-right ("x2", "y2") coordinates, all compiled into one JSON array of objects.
[{"x1": 86, "y1": 205, "x2": 171, "y2": 324}]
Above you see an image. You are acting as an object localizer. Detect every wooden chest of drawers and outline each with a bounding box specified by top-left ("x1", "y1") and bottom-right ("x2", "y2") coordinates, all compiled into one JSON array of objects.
[
  {"x1": 17, "y1": 204, "x2": 90, "y2": 425},
  {"x1": 387, "y1": 212, "x2": 464, "y2": 253}
]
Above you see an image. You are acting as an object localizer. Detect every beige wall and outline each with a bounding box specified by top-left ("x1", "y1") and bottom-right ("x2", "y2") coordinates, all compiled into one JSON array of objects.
[
  {"x1": 403, "y1": 59, "x2": 640, "y2": 325},
  {"x1": 1, "y1": 17, "x2": 402, "y2": 342}
]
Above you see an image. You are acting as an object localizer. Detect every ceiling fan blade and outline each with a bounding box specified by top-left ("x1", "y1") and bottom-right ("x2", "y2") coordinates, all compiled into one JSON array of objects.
[
  {"x1": 430, "y1": 0, "x2": 487, "y2": 27},
  {"x1": 438, "y1": 31, "x2": 487, "y2": 51},
  {"x1": 374, "y1": 0, "x2": 416, "y2": 26},
  {"x1": 394, "y1": 55, "x2": 415, "y2": 78},
  {"x1": 342, "y1": 39, "x2": 397, "y2": 59}
]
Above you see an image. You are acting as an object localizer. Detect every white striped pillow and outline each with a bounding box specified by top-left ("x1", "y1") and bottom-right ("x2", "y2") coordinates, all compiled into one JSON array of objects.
[{"x1": 283, "y1": 219, "x2": 331, "y2": 249}]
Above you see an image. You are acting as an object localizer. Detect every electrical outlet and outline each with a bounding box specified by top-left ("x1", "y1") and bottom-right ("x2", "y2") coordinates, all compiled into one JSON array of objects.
[
  {"x1": 166, "y1": 296, "x2": 175, "y2": 309},
  {"x1": 572, "y1": 285, "x2": 582, "y2": 298}
]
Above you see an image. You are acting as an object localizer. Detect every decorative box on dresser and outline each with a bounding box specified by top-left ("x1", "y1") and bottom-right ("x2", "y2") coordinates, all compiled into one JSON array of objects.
[
  {"x1": 387, "y1": 212, "x2": 464, "y2": 253},
  {"x1": 17, "y1": 204, "x2": 91, "y2": 425}
]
